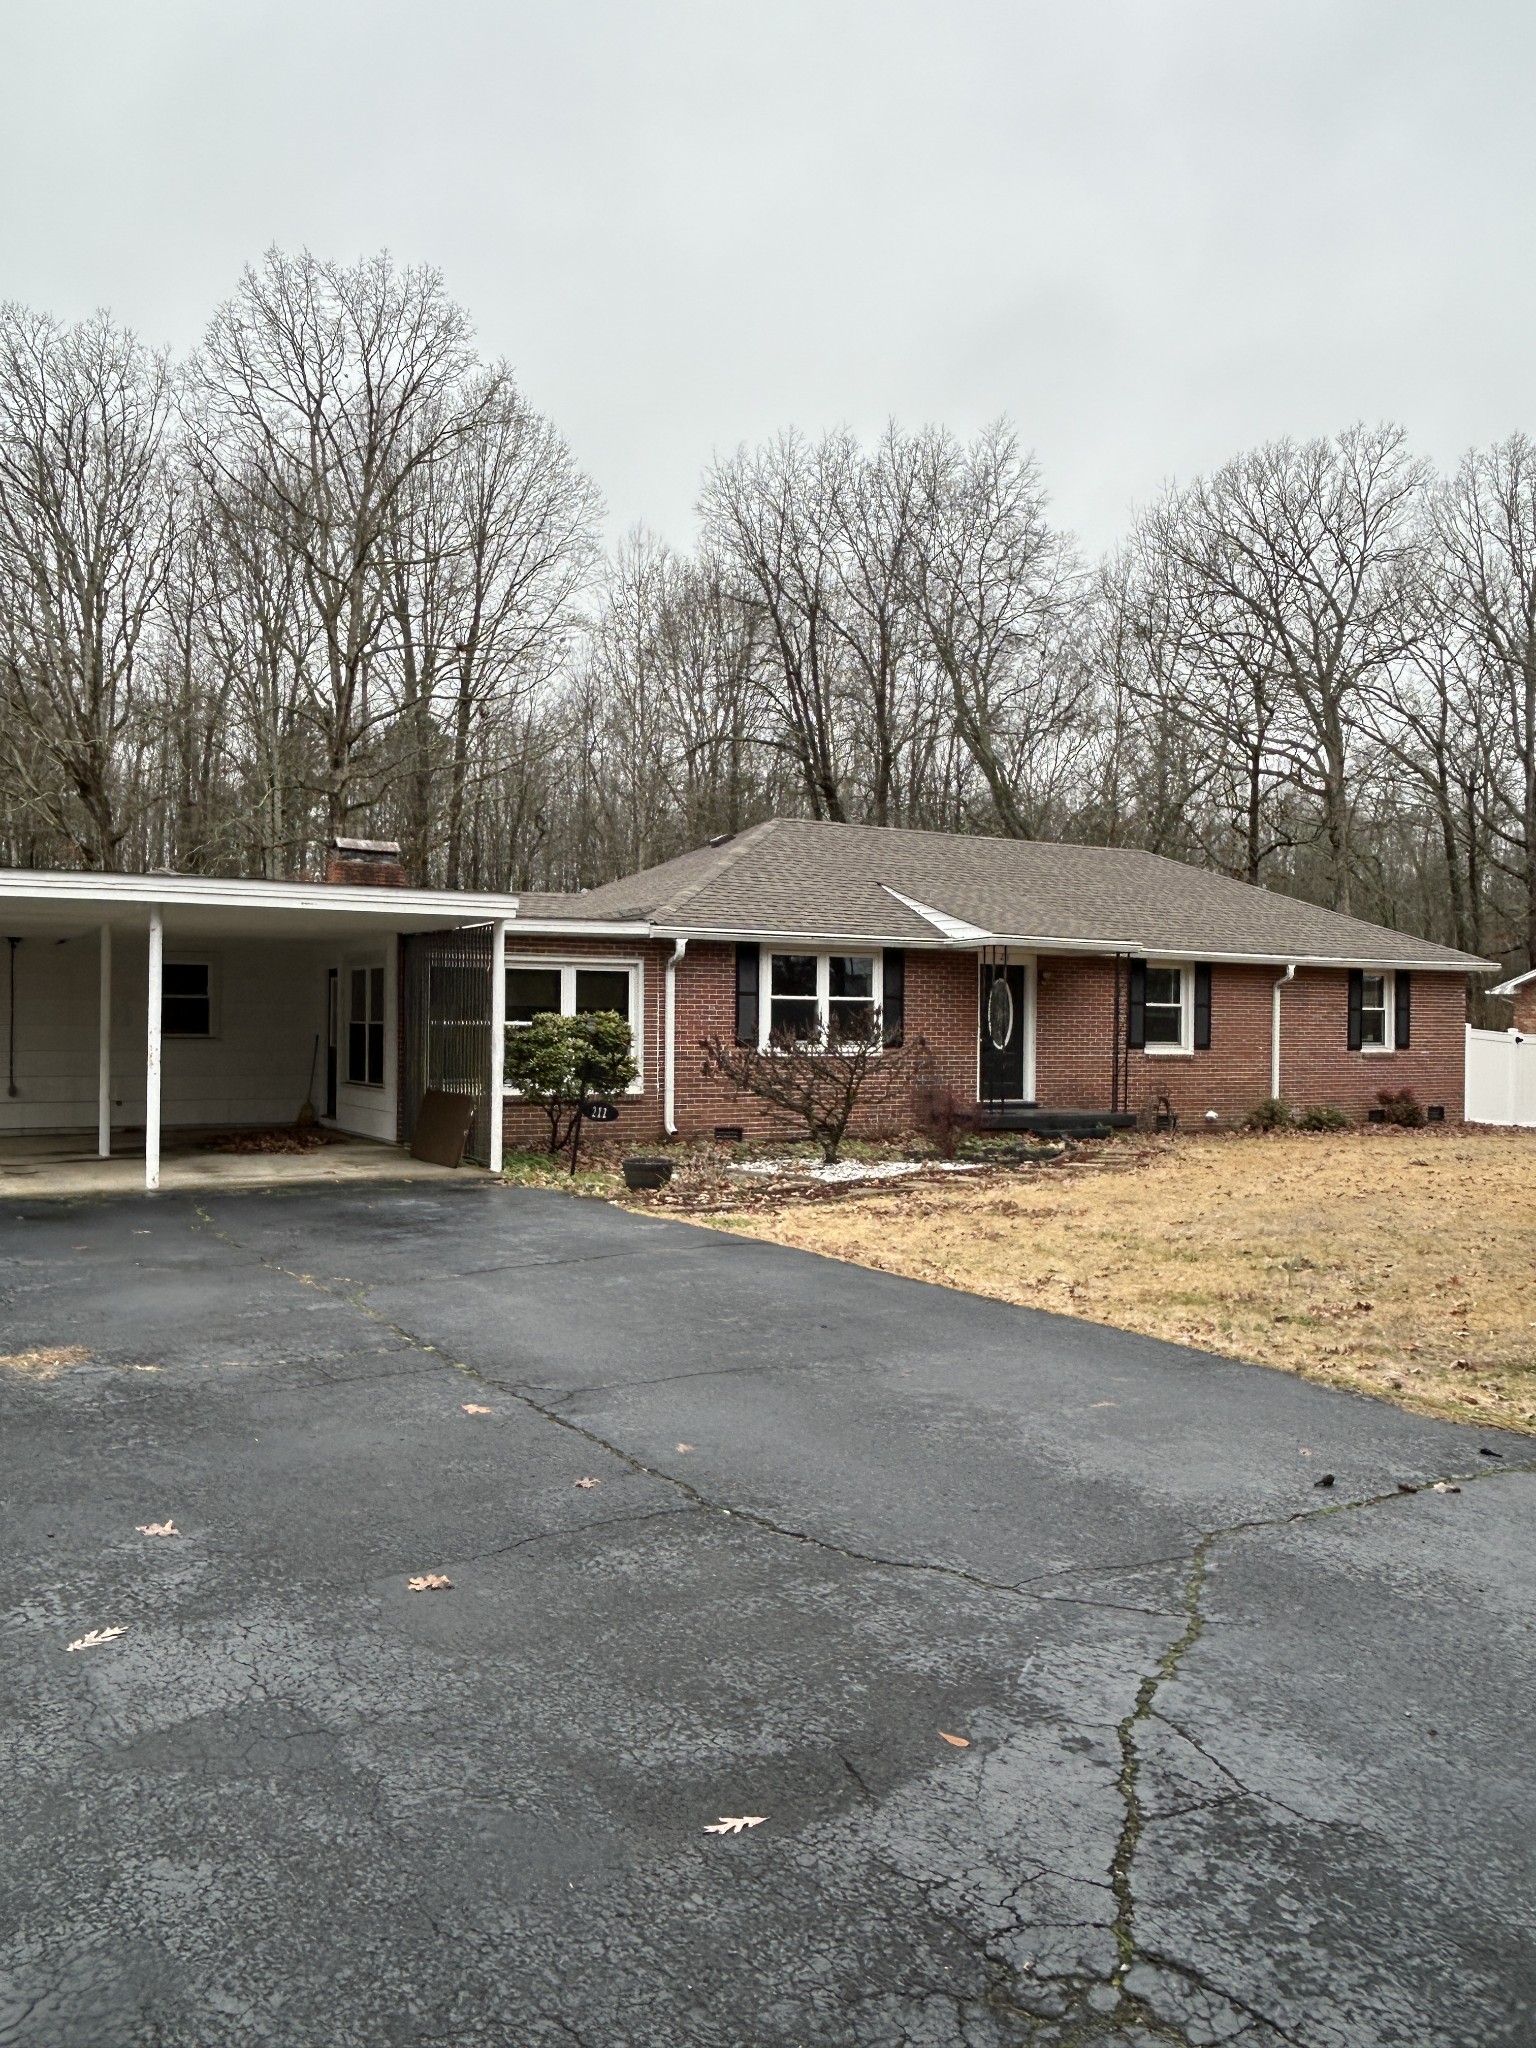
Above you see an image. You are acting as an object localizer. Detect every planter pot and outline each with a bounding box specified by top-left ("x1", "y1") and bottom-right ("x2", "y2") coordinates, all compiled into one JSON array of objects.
[{"x1": 622, "y1": 1156, "x2": 675, "y2": 1191}]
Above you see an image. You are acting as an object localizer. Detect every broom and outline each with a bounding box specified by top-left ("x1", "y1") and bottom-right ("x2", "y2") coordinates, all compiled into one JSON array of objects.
[{"x1": 296, "y1": 1033, "x2": 319, "y2": 1127}]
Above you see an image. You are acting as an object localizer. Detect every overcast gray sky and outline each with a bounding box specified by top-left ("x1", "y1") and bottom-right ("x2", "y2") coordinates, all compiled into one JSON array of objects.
[{"x1": 2, "y1": 1, "x2": 1531, "y2": 551}]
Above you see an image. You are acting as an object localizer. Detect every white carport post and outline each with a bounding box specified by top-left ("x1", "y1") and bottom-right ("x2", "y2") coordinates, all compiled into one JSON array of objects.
[
  {"x1": 97, "y1": 923, "x2": 112, "y2": 1157},
  {"x1": 488, "y1": 918, "x2": 509, "y2": 1174},
  {"x1": 145, "y1": 906, "x2": 163, "y2": 1191}
]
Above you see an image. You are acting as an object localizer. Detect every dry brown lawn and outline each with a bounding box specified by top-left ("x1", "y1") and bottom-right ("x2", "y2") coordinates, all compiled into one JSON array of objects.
[{"x1": 712, "y1": 1128, "x2": 1536, "y2": 1433}]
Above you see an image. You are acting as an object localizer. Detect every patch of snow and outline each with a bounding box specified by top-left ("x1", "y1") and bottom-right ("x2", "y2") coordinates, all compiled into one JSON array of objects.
[{"x1": 728, "y1": 1157, "x2": 984, "y2": 1183}]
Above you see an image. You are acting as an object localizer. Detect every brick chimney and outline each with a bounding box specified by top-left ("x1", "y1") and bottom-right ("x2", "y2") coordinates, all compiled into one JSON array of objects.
[{"x1": 325, "y1": 837, "x2": 409, "y2": 888}]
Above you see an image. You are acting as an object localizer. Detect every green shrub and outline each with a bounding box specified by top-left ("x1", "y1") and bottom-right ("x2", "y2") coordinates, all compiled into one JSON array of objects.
[
  {"x1": 1375, "y1": 1087, "x2": 1426, "y2": 1128},
  {"x1": 1244, "y1": 1096, "x2": 1293, "y2": 1132},
  {"x1": 1295, "y1": 1104, "x2": 1352, "y2": 1131},
  {"x1": 503, "y1": 1011, "x2": 638, "y2": 1160}
]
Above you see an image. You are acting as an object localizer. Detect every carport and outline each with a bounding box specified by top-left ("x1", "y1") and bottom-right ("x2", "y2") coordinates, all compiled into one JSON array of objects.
[{"x1": 0, "y1": 860, "x2": 522, "y2": 1189}]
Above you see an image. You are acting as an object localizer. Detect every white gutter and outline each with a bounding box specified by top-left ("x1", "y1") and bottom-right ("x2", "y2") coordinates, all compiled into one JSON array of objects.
[
  {"x1": 1271, "y1": 964, "x2": 1296, "y2": 1100},
  {"x1": 0, "y1": 868, "x2": 521, "y2": 923},
  {"x1": 645, "y1": 924, "x2": 1494, "y2": 972},
  {"x1": 663, "y1": 937, "x2": 689, "y2": 1136},
  {"x1": 496, "y1": 917, "x2": 653, "y2": 939}
]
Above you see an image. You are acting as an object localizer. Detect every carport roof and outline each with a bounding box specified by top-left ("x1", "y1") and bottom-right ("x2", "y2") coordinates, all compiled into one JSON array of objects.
[{"x1": 0, "y1": 867, "x2": 526, "y2": 942}]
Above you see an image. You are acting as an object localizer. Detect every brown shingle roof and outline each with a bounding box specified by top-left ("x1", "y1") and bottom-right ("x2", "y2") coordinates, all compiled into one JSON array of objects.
[{"x1": 516, "y1": 820, "x2": 1492, "y2": 970}]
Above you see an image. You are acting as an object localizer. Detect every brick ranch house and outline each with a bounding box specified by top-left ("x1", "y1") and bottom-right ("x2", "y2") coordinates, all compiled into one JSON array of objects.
[
  {"x1": 507, "y1": 819, "x2": 1493, "y2": 1149},
  {"x1": 0, "y1": 822, "x2": 1497, "y2": 1185}
]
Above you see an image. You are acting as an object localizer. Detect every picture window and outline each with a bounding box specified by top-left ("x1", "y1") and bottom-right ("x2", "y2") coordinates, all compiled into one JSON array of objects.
[
  {"x1": 762, "y1": 950, "x2": 882, "y2": 1050},
  {"x1": 503, "y1": 961, "x2": 641, "y2": 1087}
]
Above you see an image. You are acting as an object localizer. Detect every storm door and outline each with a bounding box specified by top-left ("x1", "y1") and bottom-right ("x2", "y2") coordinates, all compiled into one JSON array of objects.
[{"x1": 979, "y1": 961, "x2": 1028, "y2": 1104}]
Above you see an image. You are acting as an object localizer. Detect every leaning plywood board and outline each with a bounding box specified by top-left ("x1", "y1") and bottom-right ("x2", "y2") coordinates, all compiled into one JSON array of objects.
[{"x1": 411, "y1": 1089, "x2": 476, "y2": 1168}]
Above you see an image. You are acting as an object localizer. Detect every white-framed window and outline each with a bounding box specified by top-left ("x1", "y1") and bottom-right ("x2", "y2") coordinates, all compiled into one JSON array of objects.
[
  {"x1": 760, "y1": 948, "x2": 882, "y2": 1050},
  {"x1": 162, "y1": 958, "x2": 218, "y2": 1038},
  {"x1": 1360, "y1": 971, "x2": 1392, "y2": 1049},
  {"x1": 1143, "y1": 962, "x2": 1191, "y2": 1053},
  {"x1": 503, "y1": 959, "x2": 643, "y2": 1088},
  {"x1": 346, "y1": 963, "x2": 387, "y2": 1087}
]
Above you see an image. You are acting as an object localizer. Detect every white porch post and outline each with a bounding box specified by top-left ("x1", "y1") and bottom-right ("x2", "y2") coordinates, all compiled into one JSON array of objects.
[
  {"x1": 146, "y1": 906, "x2": 163, "y2": 1191},
  {"x1": 488, "y1": 919, "x2": 508, "y2": 1173},
  {"x1": 97, "y1": 923, "x2": 112, "y2": 1157}
]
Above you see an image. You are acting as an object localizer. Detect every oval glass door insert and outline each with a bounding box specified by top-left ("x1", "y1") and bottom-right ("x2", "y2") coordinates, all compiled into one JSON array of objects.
[{"x1": 987, "y1": 975, "x2": 1014, "y2": 1050}]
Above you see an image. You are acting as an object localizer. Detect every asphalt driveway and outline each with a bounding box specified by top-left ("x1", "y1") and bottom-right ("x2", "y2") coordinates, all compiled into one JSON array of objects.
[{"x1": 2, "y1": 1183, "x2": 1532, "y2": 2048}]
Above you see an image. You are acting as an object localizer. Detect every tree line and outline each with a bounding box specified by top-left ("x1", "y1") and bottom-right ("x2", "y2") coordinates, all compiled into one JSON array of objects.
[{"x1": 1, "y1": 250, "x2": 1532, "y2": 987}]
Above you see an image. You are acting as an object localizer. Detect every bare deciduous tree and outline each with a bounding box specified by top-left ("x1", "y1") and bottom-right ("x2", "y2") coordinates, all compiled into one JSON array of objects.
[{"x1": 0, "y1": 306, "x2": 174, "y2": 867}]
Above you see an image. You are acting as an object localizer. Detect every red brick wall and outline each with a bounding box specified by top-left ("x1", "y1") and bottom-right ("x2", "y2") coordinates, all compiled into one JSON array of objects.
[
  {"x1": 1277, "y1": 966, "x2": 1464, "y2": 1122},
  {"x1": 498, "y1": 933, "x2": 671, "y2": 1152},
  {"x1": 495, "y1": 936, "x2": 1469, "y2": 1149},
  {"x1": 668, "y1": 943, "x2": 981, "y2": 1141},
  {"x1": 1035, "y1": 958, "x2": 1464, "y2": 1125}
]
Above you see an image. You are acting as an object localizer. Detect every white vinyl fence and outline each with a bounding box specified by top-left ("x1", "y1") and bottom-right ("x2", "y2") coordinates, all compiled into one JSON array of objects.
[{"x1": 1465, "y1": 1025, "x2": 1536, "y2": 1127}]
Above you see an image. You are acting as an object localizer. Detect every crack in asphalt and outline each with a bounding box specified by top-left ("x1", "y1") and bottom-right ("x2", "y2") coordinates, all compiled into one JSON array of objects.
[{"x1": 187, "y1": 1201, "x2": 1536, "y2": 2048}]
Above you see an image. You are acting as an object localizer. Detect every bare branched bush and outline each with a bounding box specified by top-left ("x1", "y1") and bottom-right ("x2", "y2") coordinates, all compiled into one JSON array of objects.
[{"x1": 700, "y1": 1024, "x2": 930, "y2": 1163}]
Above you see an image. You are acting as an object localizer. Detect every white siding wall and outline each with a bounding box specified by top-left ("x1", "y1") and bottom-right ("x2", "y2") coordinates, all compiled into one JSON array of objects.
[{"x1": 0, "y1": 933, "x2": 346, "y2": 1134}]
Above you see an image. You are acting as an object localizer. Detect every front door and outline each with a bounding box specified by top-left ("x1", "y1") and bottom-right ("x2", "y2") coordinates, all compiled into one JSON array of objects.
[
  {"x1": 979, "y1": 962, "x2": 1028, "y2": 1102},
  {"x1": 325, "y1": 968, "x2": 338, "y2": 1118}
]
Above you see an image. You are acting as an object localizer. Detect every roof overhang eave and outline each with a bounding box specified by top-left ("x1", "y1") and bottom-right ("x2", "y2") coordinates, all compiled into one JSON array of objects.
[
  {"x1": 0, "y1": 869, "x2": 522, "y2": 937},
  {"x1": 503, "y1": 917, "x2": 655, "y2": 939},
  {"x1": 648, "y1": 920, "x2": 1496, "y2": 973}
]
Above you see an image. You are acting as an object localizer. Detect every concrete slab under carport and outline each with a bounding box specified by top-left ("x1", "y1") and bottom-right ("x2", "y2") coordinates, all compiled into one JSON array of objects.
[
  {"x1": 2, "y1": 1182, "x2": 1532, "y2": 2048},
  {"x1": 0, "y1": 1129, "x2": 477, "y2": 1198}
]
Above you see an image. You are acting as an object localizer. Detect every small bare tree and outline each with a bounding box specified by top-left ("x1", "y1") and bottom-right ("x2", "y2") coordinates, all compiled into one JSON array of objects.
[{"x1": 700, "y1": 1021, "x2": 927, "y2": 1163}]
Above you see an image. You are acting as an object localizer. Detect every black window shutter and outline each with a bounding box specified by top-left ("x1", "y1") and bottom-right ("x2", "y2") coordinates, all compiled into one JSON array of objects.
[
  {"x1": 882, "y1": 949, "x2": 905, "y2": 1047},
  {"x1": 1347, "y1": 969, "x2": 1364, "y2": 1052},
  {"x1": 1126, "y1": 959, "x2": 1147, "y2": 1049},
  {"x1": 734, "y1": 944, "x2": 759, "y2": 1046},
  {"x1": 1193, "y1": 963, "x2": 1212, "y2": 1050},
  {"x1": 1394, "y1": 971, "x2": 1411, "y2": 1050}
]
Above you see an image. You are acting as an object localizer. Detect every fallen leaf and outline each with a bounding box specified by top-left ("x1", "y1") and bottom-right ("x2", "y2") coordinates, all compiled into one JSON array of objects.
[
  {"x1": 407, "y1": 1573, "x2": 453, "y2": 1591},
  {"x1": 462, "y1": 1403, "x2": 491, "y2": 1414},
  {"x1": 938, "y1": 1731, "x2": 971, "y2": 1748},
  {"x1": 676, "y1": 1443, "x2": 694, "y2": 1453},
  {"x1": 1431, "y1": 1482, "x2": 1461, "y2": 1495},
  {"x1": 136, "y1": 1521, "x2": 179, "y2": 1537},
  {"x1": 1313, "y1": 1474, "x2": 1335, "y2": 1489},
  {"x1": 1479, "y1": 1447, "x2": 1505, "y2": 1459},
  {"x1": 66, "y1": 1627, "x2": 125, "y2": 1652},
  {"x1": 704, "y1": 1815, "x2": 766, "y2": 1834},
  {"x1": 574, "y1": 1476, "x2": 602, "y2": 1489}
]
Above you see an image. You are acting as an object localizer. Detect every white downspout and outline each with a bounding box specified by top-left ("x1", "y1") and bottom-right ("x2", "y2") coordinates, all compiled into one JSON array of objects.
[
  {"x1": 97, "y1": 922, "x2": 112, "y2": 1158},
  {"x1": 488, "y1": 918, "x2": 509, "y2": 1174},
  {"x1": 1271, "y1": 963, "x2": 1296, "y2": 1100},
  {"x1": 146, "y1": 906, "x2": 163, "y2": 1191},
  {"x1": 663, "y1": 937, "x2": 689, "y2": 1137}
]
